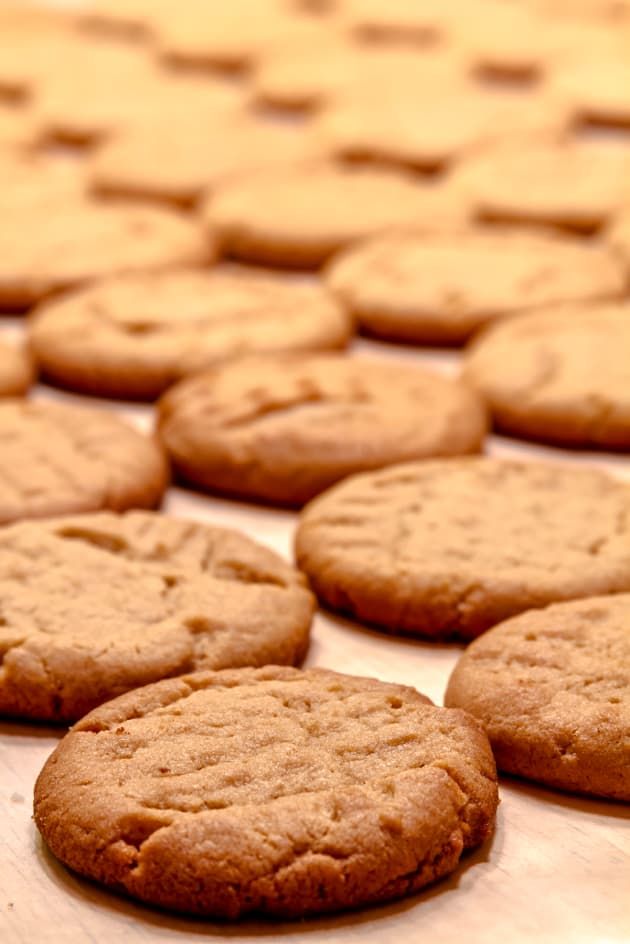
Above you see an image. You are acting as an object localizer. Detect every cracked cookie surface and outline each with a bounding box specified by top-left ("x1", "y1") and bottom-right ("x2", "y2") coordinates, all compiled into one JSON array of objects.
[
  {"x1": 29, "y1": 268, "x2": 351, "y2": 400},
  {"x1": 464, "y1": 303, "x2": 630, "y2": 447},
  {"x1": 34, "y1": 665, "x2": 498, "y2": 917},
  {"x1": 0, "y1": 512, "x2": 312, "y2": 721},
  {"x1": 295, "y1": 457, "x2": 630, "y2": 639},
  {"x1": 0, "y1": 400, "x2": 168, "y2": 526},
  {"x1": 445, "y1": 593, "x2": 630, "y2": 799},
  {"x1": 157, "y1": 353, "x2": 487, "y2": 505}
]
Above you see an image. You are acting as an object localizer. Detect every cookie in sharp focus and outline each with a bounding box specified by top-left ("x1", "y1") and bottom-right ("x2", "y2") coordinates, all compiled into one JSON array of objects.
[
  {"x1": 0, "y1": 512, "x2": 313, "y2": 721},
  {"x1": 157, "y1": 353, "x2": 488, "y2": 505},
  {"x1": 205, "y1": 162, "x2": 468, "y2": 269},
  {"x1": 29, "y1": 268, "x2": 351, "y2": 400},
  {"x1": 0, "y1": 199, "x2": 210, "y2": 310},
  {"x1": 445, "y1": 593, "x2": 630, "y2": 800},
  {"x1": 0, "y1": 340, "x2": 34, "y2": 396},
  {"x1": 295, "y1": 457, "x2": 630, "y2": 640},
  {"x1": 0, "y1": 399, "x2": 168, "y2": 525},
  {"x1": 326, "y1": 230, "x2": 625, "y2": 344},
  {"x1": 464, "y1": 303, "x2": 630, "y2": 448},
  {"x1": 34, "y1": 665, "x2": 498, "y2": 917}
]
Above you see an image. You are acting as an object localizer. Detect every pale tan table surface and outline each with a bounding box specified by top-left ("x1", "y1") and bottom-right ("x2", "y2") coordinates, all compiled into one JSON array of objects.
[{"x1": 1, "y1": 314, "x2": 629, "y2": 944}]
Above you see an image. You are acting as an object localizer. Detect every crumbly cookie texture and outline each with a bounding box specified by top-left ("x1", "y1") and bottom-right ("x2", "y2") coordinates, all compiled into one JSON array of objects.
[
  {"x1": 0, "y1": 400, "x2": 168, "y2": 525},
  {"x1": 34, "y1": 665, "x2": 498, "y2": 918},
  {"x1": 295, "y1": 458, "x2": 630, "y2": 639},
  {"x1": 0, "y1": 340, "x2": 34, "y2": 396},
  {"x1": 0, "y1": 512, "x2": 313, "y2": 721},
  {"x1": 28, "y1": 268, "x2": 351, "y2": 400},
  {"x1": 445, "y1": 593, "x2": 630, "y2": 800},
  {"x1": 157, "y1": 354, "x2": 487, "y2": 505},
  {"x1": 326, "y1": 231, "x2": 624, "y2": 344},
  {"x1": 464, "y1": 303, "x2": 630, "y2": 447}
]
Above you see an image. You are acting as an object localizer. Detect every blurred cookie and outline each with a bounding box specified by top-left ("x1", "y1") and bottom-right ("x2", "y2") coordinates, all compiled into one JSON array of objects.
[
  {"x1": 550, "y1": 58, "x2": 630, "y2": 129},
  {"x1": 445, "y1": 593, "x2": 630, "y2": 800},
  {"x1": 0, "y1": 512, "x2": 313, "y2": 721},
  {"x1": 340, "y1": 0, "x2": 460, "y2": 45},
  {"x1": 90, "y1": 114, "x2": 319, "y2": 209},
  {"x1": 326, "y1": 230, "x2": 625, "y2": 344},
  {"x1": 295, "y1": 458, "x2": 630, "y2": 639},
  {"x1": 0, "y1": 200, "x2": 210, "y2": 309},
  {"x1": 157, "y1": 354, "x2": 487, "y2": 505},
  {"x1": 205, "y1": 163, "x2": 466, "y2": 268},
  {"x1": 29, "y1": 267, "x2": 351, "y2": 400},
  {"x1": 457, "y1": 140, "x2": 628, "y2": 233},
  {"x1": 0, "y1": 5, "x2": 76, "y2": 101},
  {"x1": 0, "y1": 399, "x2": 167, "y2": 525},
  {"x1": 0, "y1": 340, "x2": 34, "y2": 396},
  {"x1": 464, "y1": 303, "x2": 630, "y2": 448},
  {"x1": 34, "y1": 665, "x2": 498, "y2": 917}
]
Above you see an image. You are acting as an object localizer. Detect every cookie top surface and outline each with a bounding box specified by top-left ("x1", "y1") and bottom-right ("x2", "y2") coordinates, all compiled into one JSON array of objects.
[
  {"x1": 326, "y1": 231, "x2": 625, "y2": 343},
  {"x1": 205, "y1": 163, "x2": 466, "y2": 268},
  {"x1": 34, "y1": 665, "x2": 497, "y2": 917},
  {"x1": 445, "y1": 593, "x2": 630, "y2": 799},
  {"x1": 29, "y1": 268, "x2": 351, "y2": 399},
  {"x1": 0, "y1": 340, "x2": 34, "y2": 396},
  {"x1": 0, "y1": 399, "x2": 168, "y2": 525},
  {"x1": 0, "y1": 512, "x2": 312, "y2": 721},
  {"x1": 0, "y1": 200, "x2": 210, "y2": 308},
  {"x1": 456, "y1": 140, "x2": 629, "y2": 232},
  {"x1": 295, "y1": 458, "x2": 630, "y2": 639},
  {"x1": 157, "y1": 354, "x2": 487, "y2": 504},
  {"x1": 464, "y1": 303, "x2": 630, "y2": 447}
]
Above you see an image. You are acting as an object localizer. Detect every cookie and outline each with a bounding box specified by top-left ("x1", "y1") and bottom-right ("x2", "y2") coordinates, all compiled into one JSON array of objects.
[
  {"x1": 76, "y1": 0, "x2": 175, "y2": 41},
  {"x1": 34, "y1": 665, "x2": 498, "y2": 917},
  {"x1": 0, "y1": 512, "x2": 313, "y2": 721},
  {"x1": 455, "y1": 1, "x2": 550, "y2": 82},
  {"x1": 0, "y1": 104, "x2": 37, "y2": 150},
  {"x1": 0, "y1": 152, "x2": 85, "y2": 216},
  {"x1": 456, "y1": 140, "x2": 629, "y2": 234},
  {"x1": 0, "y1": 200, "x2": 210, "y2": 310},
  {"x1": 550, "y1": 58, "x2": 630, "y2": 129},
  {"x1": 295, "y1": 458, "x2": 630, "y2": 640},
  {"x1": 0, "y1": 340, "x2": 34, "y2": 396},
  {"x1": 340, "y1": 0, "x2": 459, "y2": 45},
  {"x1": 29, "y1": 268, "x2": 351, "y2": 400},
  {"x1": 464, "y1": 303, "x2": 630, "y2": 448},
  {"x1": 0, "y1": 399, "x2": 168, "y2": 525},
  {"x1": 205, "y1": 163, "x2": 467, "y2": 268},
  {"x1": 157, "y1": 354, "x2": 487, "y2": 505},
  {"x1": 326, "y1": 230, "x2": 625, "y2": 344},
  {"x1": 89, "y1": 114, "x2": 320, "y2": 210},
  {"x1": 0, "y1": 5, "x2": 76, "y2": 101},
  {"x1": 445, "y1": 594, "x2": 630, "y2": 800},
  {"x1": 316, "y1": 88, "x2": 567, "y2": 173}
]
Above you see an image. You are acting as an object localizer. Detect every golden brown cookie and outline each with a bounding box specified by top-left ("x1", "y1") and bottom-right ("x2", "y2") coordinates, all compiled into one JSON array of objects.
[
  {"x1": 0, "y1": 153, "x2": 85, "y2": 217},
  {"x1": 0, "y1": 399, "x2": 168, "y2": 525},
  {"x1": 0, "y1": 199, "x2": 210, "y2": 309},
  {"x1": 29, "y1": 268, "x2": 351, "y2": 400},
  {"x1": 0, "y1": 5, "x2": 77, "y2": 101},
  {"x1": 0, "y1": 512, "x2": 313, "y2": 722},
  {"x1": 34, "y1": 665, "x2": 498, "y2": 917},
  {"x1": 205, "y1": 163, "x2": 467, "y2": 268},
  {"x1": 89, "y1": 114, "x2": 320, "y2": 209},
  {"x1": 340, "y1": 0, "x2": 460, "y2": 45},
  {"x1": 326, "y1": 230, "x2": 625, "y2": 344},
  {"x1": 456, "y1": 140, "x2": 629, "y2": 234},
  {"x1": 295, "y1": 458, "x2": 630, "y2": 640},
  {"x1": 550, "y1": 58, "x2": 630, "y2": 129},
  {"x1": 464, "y1": 303, "x2": 630, "y2": 448},
  {"x1": 157, "y1": 354, "x2": 487, "y2": 505},
  {"x1": 454, "y1": 1, "x2": 550, "y2": 82},
  {"x1": 0, "y1": 340, "x2": 34, "y2": 396},
  {"x1": 445, "y1": 594, "x2": 630, "y2": 800}
]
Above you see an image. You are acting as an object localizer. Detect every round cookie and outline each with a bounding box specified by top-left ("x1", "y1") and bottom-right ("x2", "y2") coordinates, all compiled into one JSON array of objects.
[
  {"x1": 445, "y1": 594, "x2": 630, "y2": 800},
  {"x1": 456, "y1": 140, "x2": 629, "y2": 234},
  {"x1": 34, "y1": 665, "x2": 498, "y2": 917},
  {"x1": 0, "y1": 399, "x2": 168, "y2": 525},
  {"x1": 0, "y1": 512, "x2": 313, "y2": 722},
  {"x1": 0, "y1": 200, "x2": 210, "y2": 309},
  {"x1": 29, "y1": 268, "x2": 351, "y2": 400},
  {"x1": 0, "y1": 340, "x2": 34, "y2": 396},
  {"x1": 295, "y1": 458, "x2": 630, "y2": 640},
  {"x1": 157, "y1": 354, "x2": 487, "y2": 505},
  {"x1": 326, "y1": 231, "x2": 625, "y2": 344},
  {"x1": 205, "y1": 163, "x2": 467, "y2": 268},
  {"x1": 464, "y1": 303, "x2": 630, "y2": 448}
]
